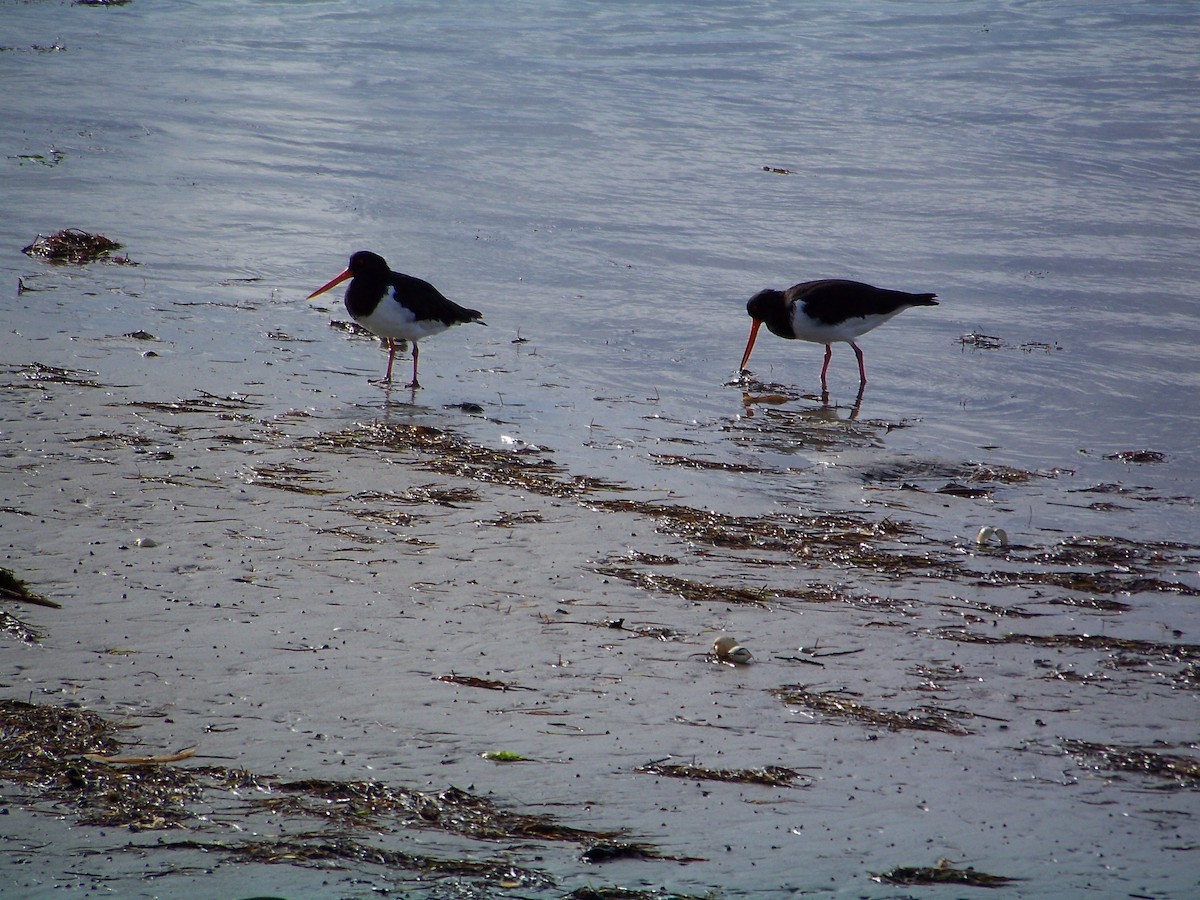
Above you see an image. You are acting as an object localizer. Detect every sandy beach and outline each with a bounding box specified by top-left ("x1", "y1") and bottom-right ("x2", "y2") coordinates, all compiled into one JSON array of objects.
[{"x1": 3, "y1": 3, "x2": 1199, "y2": 897}]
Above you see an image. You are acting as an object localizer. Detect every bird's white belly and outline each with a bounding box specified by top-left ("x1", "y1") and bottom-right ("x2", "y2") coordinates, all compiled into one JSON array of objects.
[
  {"x1": 355, "y1": 299, "x2": 450, "y2": 343},
  {"x1": 791, "y1": 309, "x2": 902, "y2": 344}
]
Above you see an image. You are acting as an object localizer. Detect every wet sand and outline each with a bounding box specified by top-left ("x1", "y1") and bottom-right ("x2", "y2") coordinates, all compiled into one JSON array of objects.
[
  {"x1": 2, "y1": 281, "x2": 1198, "y2": 897},
  {"x1": 4, "y1": 2, "x2": 1200, "y2": 896}
]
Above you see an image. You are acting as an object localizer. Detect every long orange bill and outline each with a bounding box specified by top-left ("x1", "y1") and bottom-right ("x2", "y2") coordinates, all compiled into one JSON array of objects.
[
  {"x1": 306, "y1": 268, "x2": 352, "y2": 300},
  {"x1": 739, "y1": 319, "x2": 762, "y2": 371}
]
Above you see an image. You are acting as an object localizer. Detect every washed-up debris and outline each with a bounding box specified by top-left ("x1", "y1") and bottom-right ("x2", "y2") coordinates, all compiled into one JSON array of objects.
[
  {"x1": 874, "y1": 859, "x2": 1019, "y2": 887},
  {"x1": 445, "y1": 401, "x2": 486, "y2": 413},
  {"x1": 245, "y1": 462, "x2": 337, "y2": 495},
  {"x1": 581, "y1": 840, "x2": 700, "y2": 864},
  {"x1": 9, "y1": 150, "x2": 65, "y2": 166},
  {"x1": 972, "y1": 567, "x2": 1199, "y2": 597},
  {"x1": 343, "y1": 509, "x2": 421, "y2": 529},
  {"x1": 711, "y1": 634, "x2": 753, "y2": 663},
  {"x1": 150, "y1": 835, "x2": 552, "y2": 887},
  {"x1": 1039, "y1": 535, "x2": 1200, "y2": 570},
  {"x1": 500, "y1": 433, "x2": 543, "y2": 452},
  {"x1": 328, "y1": 318, "x2": 381, "y2": 337},
  {"x1": 866, "y1": 458, "x2": 1059, "y2": 493},
  {"x1": 635, "y1": 761, "x2": 808, "y2": 788},
  {"x1": 584, "y1": 498, "x2": 917, "y2": 564},
  {"x1": 1, "y1": 609, "x2": 43, "y2": 644},
  {"x1": 265, "y1": 780, "x2": 615, "y2": 843},
  {"x1": 22, "y1": 228, "x2": 126, "y2": 264},
  {"x1": 975, "y1": 525, "x2": 1009, "y2": 547},
  {"x1": 0, "y1": 568, "x2": 55, "y2": 640},
  {"x1": 958, "y1": 332, "x2": 1060, "y2": 354},
  {"x1": 568, "y1": 888, "x2": 712, "y2": 900},
  {"x1": 0, "y1": 699, "x2": 201, "y2": 830},
  {"x1": 481, "y1": 750, "x2": 530, "y2": 762},
  {"x1": 546, "y1": 614, "x2": 686, "y2": 642},
  {"x1": 593, "y1": 561, "x2": 896, "y2": 610},
  {"x1": 9, "y1": 361, "x2": 104, "y2": 388},
  {"x1": 1044, "y1": 595, "x2": 1131, "y2": 612},
  {"x1": 0, "y1": 568, "x2": 60, "y2": 609},
  {"x1": 350, "y1": 484, "x2": 482, "y2": 507},
  {"x1": 932, "y1": 628, "x2": 1200, "y2": 661},
  {"x1": 595, "y1": 564, "x2": 771, "y2": 606},
  {"x1": 730, "y1": 403, "x2": 890, "y2": 451},
  {"x1": 772, "y1": 685, "x2": 975, "y2": 735},
  {"x1": 434, "y1": 674, "x2": 535, "y2": 692},
  {"x1": 1060, "y1": 738, "x2": 1200, "y2": 786},
  {"x1": 959, "y1": 332, "x2": 1005, "y2": 350},
  {"x1": 623, "y1": 550, "x2": 680, "y2": 565},
  {"x1": 127, "y1": 390, "x2": 257, "y2": 416},
  {"x1": 476, "y1": 508, "x2": 544, "y2": 527},
  {"x1": 1105, "y1": 449, "x2": 1166, "y2": 464},
  {"x1": 650, "y1": 452, "x2": 773, "y2": 473},
  {"x1": 937, "y1": 482, "x2": 992, "y2": 499},
  {"x1": 307, "y1": 421, "x2": 626, "y2": 498},
  {"x1": 1, "y1": 699, "x2": 684, "y2": 891},
  {"x1": 1065, "y1": 482, "x2": 1194, "y2": 509},
  {"x1": 936, "y1": 595, "x2": 1041, "y2": 621},
  {"x1": 85, "y1": 747, "x2": 197, "y2": 765},
  {"x1": 1039, "y1": 667, "x2": 1109, "y2": 685}
]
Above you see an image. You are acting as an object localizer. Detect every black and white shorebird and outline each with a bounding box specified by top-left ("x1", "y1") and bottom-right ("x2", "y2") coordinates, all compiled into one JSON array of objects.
[
  {"x1": 739, "y1": 279, "x2": 938, "y2": 387},
  {"x1": 307, "y1": 250, "x2": 485, "y2": 388}
]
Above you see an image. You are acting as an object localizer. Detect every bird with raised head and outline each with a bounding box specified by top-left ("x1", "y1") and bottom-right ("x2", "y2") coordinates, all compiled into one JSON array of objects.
[{"x1": 307, "y1": 250, "x2": 485, "y2": 388}]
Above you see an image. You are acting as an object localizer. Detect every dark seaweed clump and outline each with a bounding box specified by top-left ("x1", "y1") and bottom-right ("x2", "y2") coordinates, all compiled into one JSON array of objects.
[
  {"x1": 771, "y1": 685, "x2": 976, "y2": 735},
  {"x1": 22, "y1": 228, "x2": 126, "y2": 264},
  {"x1": 0, "y1": 568, "x2": 59, "y2": 643},
  {"x1": 1060, "y1": 738, "x2": 1200, "y2": 786},
  {"x1": 0, "y1": 568, "x2": 59, "y2": 609},
  {"x1": 569, "y1": 887, "x2": 713, "y2": 900},
  {"x1": 875, "y1": 860, "x2": 1019, "y2": 887},
  {"x1": 307, "y1": 421, "x2": 627, "y2": 498},
  {"x1": 0, "y1": 698, "x2": 200, "y2": 830},
  {"x1": 0, "y1": 698, "x2": 697, "y2": 893},
  {"x1": 636, "y1": 761, "x2": 810, "y2": 788},
  {"x1": 434, "y1": 673, "x2": 536, "y2": 692}
]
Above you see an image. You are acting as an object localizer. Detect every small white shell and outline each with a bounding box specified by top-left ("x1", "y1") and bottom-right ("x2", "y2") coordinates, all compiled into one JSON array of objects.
[
  {"x1": 974, "y1": 526, "x2": 1009, "y2": 547},
  {"x1": 712, "y1": 635, "x2": 753, "y2": 664}
]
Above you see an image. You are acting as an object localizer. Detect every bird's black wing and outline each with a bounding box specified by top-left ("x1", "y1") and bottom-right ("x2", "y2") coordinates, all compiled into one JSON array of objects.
[
  {"x1": 391, "y1": 272, "x2": 485, "y2": 326},
  {"x1": 793, "y1": 279, "x2": 936, "y2": 325}
]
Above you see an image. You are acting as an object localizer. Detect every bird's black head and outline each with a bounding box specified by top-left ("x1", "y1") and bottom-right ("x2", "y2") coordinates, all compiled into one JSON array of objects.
[
  {"x1": 347, "y1": 250, "x2": 390, "y2": 277},
  {"x1": 746, "y1": 288, "x2": 783, "y2": 320},
  {"x1": 746, "y1": 288, "x2": 794, "y2": 336}
]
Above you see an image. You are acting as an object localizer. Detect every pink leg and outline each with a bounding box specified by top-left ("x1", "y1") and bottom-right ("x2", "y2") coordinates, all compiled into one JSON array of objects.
[
  {"x1": 820, "y1": 344, "x2": 833, "y2": 384},
  {"x1": 383, "y1": 339, "x2": 397, "y2": 382},
  {"x1": 851, "y1": 341, "x2": 867, "y2": 384},
  {"x1": 407, "y1": 342, "x2": 421, "y2": 389}
]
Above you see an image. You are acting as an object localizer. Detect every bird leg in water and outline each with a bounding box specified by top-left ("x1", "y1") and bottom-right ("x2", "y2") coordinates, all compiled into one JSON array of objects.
[
  {"x1": 820, "y1": 344, "x2": 833, "y2": 384},
  {"x1": 408, "y1": 342, "x2": 421, "y2": 389},
  {"x1": 383, "y1": 339, "x2": 398, "y2": 383},
  {"x1": 850, "y1": 341, "x2": 868, "y2": 384}
]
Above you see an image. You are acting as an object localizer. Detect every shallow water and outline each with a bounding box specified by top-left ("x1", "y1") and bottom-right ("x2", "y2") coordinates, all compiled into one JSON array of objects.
[{"x1": 2, "y1": 2, "x2": 1199, "y2": 898}]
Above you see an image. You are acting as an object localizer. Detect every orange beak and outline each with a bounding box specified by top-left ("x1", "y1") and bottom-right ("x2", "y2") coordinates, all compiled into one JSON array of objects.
[
  {"x1": 306, "y1": 268, "x2": 352, "y2": 300},
  {"x1": 739, "y1": 319, "x2": 762, "y2": 371}
]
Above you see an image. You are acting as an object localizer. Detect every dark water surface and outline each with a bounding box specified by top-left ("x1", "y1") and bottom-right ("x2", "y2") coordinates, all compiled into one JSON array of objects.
[{"x1": 2, "y1": 2, "x2": 1199, "y2": 897}]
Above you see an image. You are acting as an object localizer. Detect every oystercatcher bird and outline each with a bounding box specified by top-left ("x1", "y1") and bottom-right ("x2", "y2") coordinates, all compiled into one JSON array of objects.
[
  {"x1": 307, "y1": 250, "x2": 485, "y2": 388},
  {"x1": 739, "y1": 279, "x2": 938, "y2": 386}
]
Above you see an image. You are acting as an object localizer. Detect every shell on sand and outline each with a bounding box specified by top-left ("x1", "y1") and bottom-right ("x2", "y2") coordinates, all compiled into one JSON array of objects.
[{"x1": 712, "y1": 634, "x2": 752, "y2": 664}]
